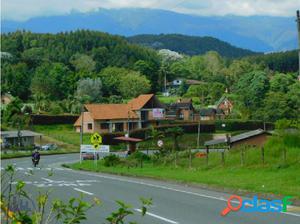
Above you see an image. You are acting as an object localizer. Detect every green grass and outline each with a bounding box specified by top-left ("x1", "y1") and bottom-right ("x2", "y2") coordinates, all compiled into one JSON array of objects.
[
  {"x1": 68, "y1": 133, "x2": 300, "y2": 200},
  {"x1": 33, "y1": 124, "x2": 91, "y2": 146}
]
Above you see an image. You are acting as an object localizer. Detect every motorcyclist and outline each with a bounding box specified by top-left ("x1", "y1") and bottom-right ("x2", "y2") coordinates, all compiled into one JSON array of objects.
[{"x1": 32, "y1": 150, "x2": 40, "y2": 166}]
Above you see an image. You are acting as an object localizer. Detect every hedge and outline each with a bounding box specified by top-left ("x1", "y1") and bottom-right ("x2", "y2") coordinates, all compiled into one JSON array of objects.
[
  {"x1": 31, "y1": 114, "x2": 79, "y2": 125},
  {"x1": 215, "y1": 120, "x2": 274, "y2": 131}
]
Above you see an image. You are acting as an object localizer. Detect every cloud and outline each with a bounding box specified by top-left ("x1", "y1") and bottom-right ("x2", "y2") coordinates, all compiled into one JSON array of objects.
[{"x1": 2, "y1": 0, "x2": 300, "y2": 21}]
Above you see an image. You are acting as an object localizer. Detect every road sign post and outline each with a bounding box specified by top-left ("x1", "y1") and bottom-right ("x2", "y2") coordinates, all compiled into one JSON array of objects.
[{"x1": 80, "y1": 133, "x2": 106, "y2": 165}]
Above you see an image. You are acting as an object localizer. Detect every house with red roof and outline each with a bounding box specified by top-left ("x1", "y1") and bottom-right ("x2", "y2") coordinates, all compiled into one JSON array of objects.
[{"x1": 74, "y1": 94, "x2": 165, "y2": 133}]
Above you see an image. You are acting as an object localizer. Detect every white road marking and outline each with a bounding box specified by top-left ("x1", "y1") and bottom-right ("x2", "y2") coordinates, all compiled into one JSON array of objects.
[
  {"x1": 135, "y1": 209, "x2": 178, "y2": 224},
  {"x1": 68, "y1": 170, "x2": 300, "y2": 218},
  {"x1": 73, "y1": 188, "x2": 94, "y2": 195},
  {"x1": 2, "y1": 167, "x2": 65, "y2": 171},
  {"x1": 73, "y1": 171, "x2": 228, "y2": 201},
  {"x1": 41, "y1": 177, "x2": 54, "y2": 182}
]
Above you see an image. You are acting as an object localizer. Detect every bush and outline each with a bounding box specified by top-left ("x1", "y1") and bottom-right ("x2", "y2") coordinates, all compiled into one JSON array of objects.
[
  {"x1": 49, "y1": 103, "x2": 63, "y2": 115},
  {"x1": 103, "y1": 154, "x2": 120, "y2": 167},
  {"x1": 129, "y1": 152, "x2": 150, "y2": 161}
]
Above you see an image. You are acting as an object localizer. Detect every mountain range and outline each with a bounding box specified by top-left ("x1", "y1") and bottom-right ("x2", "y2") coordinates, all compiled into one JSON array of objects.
[{"x1": 2, "y1": 8, "x2": 297, "y2": 52}]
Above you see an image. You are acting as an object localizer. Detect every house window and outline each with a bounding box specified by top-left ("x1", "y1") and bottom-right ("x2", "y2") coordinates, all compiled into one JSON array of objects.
[
  {"x1": 87, "y1": 123, "x2": 93, "y2": 130},
  {"x1": 101, "y1": 123, "x2": 109, "y2": 129}
]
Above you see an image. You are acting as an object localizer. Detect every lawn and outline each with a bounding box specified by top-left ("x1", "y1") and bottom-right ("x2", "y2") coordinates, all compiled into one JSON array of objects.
[
  {"x1": 68, "y1": 133, "x2": 300, "y2": 200},
  {"x1": 33, "y1": 124, "x2": 91, "y2": 146}
]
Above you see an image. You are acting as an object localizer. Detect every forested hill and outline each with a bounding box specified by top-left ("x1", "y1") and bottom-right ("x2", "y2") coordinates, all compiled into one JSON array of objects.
[
  {"x1": 1, "y1": 30, "x2": 161, "y2": 100},
  {"x1": 245, "y1": 50, "x2": 298, "y2": 73},
  {"x1": 1, "y1": 30, "x2": 299, "y2": 122},
  {"x1": 127, "y1": 34, "x2": 259, "y2": 58}
]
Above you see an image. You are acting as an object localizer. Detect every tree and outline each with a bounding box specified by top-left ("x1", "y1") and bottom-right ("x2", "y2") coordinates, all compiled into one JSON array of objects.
[
  {"x1": 76, "y1": 78, "x2": 103, "y2": 103},
  {"x1": 184, "y1": 84, "x2": 209, "y2": 105},
  {"x1": 286, "y1": 82, "x2": 300, "y2": 120},
  {"x1": 70, "y1": 53, "x2": 96, "y2": 73},
  {"x1": 208, "y1": 82, "x2": 226, "y2": 104},
  {"x1": 262, "y1": 92, "x2": 289, "y2": 121},
  {"x1": 92, "y1": 47, "x2": 109, "y2": 71},
  {"x1": 21, "y1": 47, "x2": 46, "y2": 68},
  {"x1": 134, "y1": 60, "x2": 160, "y2": 91},
  {"x1": 165, "y1": 127, "x2": 184, "y2": 167},
  {"x1": 49, "y1": 63, "x2": 74, "y2": 99},
  {"x1": 119, "y1": 72, "x2": 151, "y2": 98},
  {"x1": 177, "y1": 80, "x2": 189, "y2": 96},
  {"x1": 2, "y1": 98, "x2": 30, "y2": 144},
  {"x1": 202, "y1": 51, "x2": 225, "y2": 81},
  {"x1": 270, "y1": 73, "x2": 295, "y2": 93},
  {"x1": 235, "y1": 71, "x2": 269, "y2": 110},
  {"x1": 2, "y1": 98, "x2": 23, "y2": 123},
  {"x1": 98, "y1": 67, "x2": 128, "y2": 96},
  {"x1": 30, "y1": 63, "x2": 56, "y2": 100},
  {"x1": 2, "y1": 63, "x2": 31, "y2": 100}
]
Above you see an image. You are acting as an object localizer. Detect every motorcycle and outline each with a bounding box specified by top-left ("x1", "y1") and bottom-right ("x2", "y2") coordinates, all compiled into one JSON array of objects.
[{"x1": 32, "y1": 158, "x2": 39, "y2": 167}]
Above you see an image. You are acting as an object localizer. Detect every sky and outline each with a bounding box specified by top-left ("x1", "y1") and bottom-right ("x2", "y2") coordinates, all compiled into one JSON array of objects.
[{"x1": 2, "y1": 0, "x2": 300, "y2": 21}]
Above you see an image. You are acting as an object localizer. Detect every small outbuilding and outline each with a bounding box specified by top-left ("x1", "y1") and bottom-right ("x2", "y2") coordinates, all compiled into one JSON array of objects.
[
  {"x1": 1, "y1": 130, "x2": 43, "y2": 148},
  {"x1": 204, "y1": 129, "x2": 271, "y2": 149}
]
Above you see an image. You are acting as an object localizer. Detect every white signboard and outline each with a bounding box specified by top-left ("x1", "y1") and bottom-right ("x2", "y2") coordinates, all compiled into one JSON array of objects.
[
  {"x1": 98, "y1": 145, "x2": 110, "y2": 153},
  {"x1": 80, "y1": 144, "x2": 110, "y2": 164},
  {"x1": 153, "y1": 108, "x2": 164, "y2": 119},
  {"x1": 80, "y1": 144, "x2": 110, "y2": 153}
]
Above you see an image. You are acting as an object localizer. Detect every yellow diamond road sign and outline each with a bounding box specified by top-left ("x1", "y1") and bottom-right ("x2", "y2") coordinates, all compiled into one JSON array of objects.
[{"x1": 90, "y1": 133, "x2": 102, "y2": 149}]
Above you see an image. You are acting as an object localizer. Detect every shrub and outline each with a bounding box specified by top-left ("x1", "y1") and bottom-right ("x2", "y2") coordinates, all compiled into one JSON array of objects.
[
  {"x1": 129, "y1": 152, "x2": 150, "y2": 161},
  {"x1": 103, "y1": 154, "x2": 120, "y2": 167},
  {"x1": 49, "y1": 103, "x2": 63, "y2": 115}
]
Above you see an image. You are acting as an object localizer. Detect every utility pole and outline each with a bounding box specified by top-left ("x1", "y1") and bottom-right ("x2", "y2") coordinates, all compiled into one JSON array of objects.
[
  {"x1": 164, "y1": 73, "x2": 167, "y2": 93},
  {"x1": 80, "y1": 105, "x2": 84, "y2": 146},
  {"x1": 197, "y1": 111, "x2": 201, "y2": 148},
  {"x1": 297, "y1": 10, "x2": 300, "y2": 80}
]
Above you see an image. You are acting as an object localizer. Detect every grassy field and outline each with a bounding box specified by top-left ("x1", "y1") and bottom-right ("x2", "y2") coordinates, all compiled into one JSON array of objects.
[
  {"x1": 68, "y1": 133, "x2": 300, "y2": 200},
  {"x1": 33, "y1": 124, "x2": 90, "y2": 146}
]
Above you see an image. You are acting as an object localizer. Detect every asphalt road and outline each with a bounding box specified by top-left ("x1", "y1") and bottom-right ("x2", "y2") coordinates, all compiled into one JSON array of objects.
[{"x1": 1, "y1": 154, "x2": 300, "y2": 224}]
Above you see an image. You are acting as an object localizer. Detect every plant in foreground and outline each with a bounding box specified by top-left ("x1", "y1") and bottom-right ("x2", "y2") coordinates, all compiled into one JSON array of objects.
[{"x1": 1, "y1": 164, "x2": 151, "y2": 224}]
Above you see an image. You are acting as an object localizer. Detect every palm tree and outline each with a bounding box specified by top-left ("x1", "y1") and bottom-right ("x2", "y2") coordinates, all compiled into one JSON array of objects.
[
  {"x1": 146, "y1": 126, "x2": 164, "y2": 154},
  {"x1": 165, "y1": 127, "x2": 184, "y2": 167}
]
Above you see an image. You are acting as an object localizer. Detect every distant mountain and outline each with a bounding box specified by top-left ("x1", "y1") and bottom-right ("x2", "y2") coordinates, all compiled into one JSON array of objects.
[
  {"x1": 2, "y1": 8, "x2": 297, "y2": 52},
  {"x1": 127, "y1": 34, "x2": 258, "y2": 58}
]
